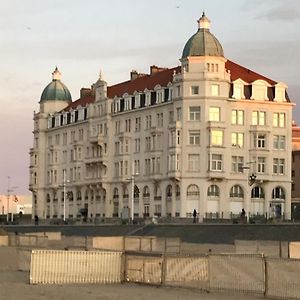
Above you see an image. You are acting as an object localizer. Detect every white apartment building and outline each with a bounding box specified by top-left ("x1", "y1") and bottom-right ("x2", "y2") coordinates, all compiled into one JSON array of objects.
[{"x1": 29, "y1": 13, "x2": 293, "y2": 221}]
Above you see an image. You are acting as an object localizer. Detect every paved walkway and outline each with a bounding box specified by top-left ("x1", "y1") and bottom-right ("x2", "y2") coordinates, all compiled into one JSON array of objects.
[{"x1": 0, "y1": 271, "x2": 264, "y2": 300}]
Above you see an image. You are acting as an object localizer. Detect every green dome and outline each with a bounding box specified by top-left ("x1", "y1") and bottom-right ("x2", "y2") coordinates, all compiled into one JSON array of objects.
[
  {"x1": 182, "y1": 13, "x2": 224, "y2": 59},
  {"x1": 40, "y1": 67, "x2": 72, "y2": 102}
]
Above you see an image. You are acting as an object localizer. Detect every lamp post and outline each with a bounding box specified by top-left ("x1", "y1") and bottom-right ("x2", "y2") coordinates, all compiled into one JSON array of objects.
[
  {"x1": 63, "y1": 170, "x2": 66, "y2": 222},
  {"x1": 240, "y1": 161, "x2": 256, "y2": 222},
  {"x1": 6, "y1": 176, "x2": 18, "y2": 223},
  {"x1": 130, "y1": 162, "x2": 139, "y2": 223}
]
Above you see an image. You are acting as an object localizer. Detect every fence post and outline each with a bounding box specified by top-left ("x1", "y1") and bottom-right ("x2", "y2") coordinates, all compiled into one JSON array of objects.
[
  {"x1": 161, "y1": 254, "x2": 166, "y2": 285},
  {"x1": 263, "y1": 254, "x2": 268, "y2": 297}
]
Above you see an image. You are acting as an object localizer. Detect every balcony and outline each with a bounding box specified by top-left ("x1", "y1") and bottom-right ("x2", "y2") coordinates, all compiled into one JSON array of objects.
[{"x1": 207, "y1": 171, "x2": 225, "y2": 181}]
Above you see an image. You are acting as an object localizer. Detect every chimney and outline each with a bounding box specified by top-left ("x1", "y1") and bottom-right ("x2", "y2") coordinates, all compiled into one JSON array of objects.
[
  {"x1": 130, "y1": 70, "x2": 139, "y2": 81},
  {"x1": 80, "y1": 88, "x2": 91, "y2": 99},
  {"x1": 150, "y1": 65, "x2": 167, "y2": 75}
]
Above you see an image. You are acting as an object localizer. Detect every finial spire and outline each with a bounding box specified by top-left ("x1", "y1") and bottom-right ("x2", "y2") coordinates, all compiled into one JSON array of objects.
[
  {"x1": 198, "y1": 12, "x2": 211, "y2": 30},
  {"x1": 52, "y1": 66, "x2": 61, "y2": 81},
  {"x1": 99, "y1": 69, "x2": 103, "y2": 80}
]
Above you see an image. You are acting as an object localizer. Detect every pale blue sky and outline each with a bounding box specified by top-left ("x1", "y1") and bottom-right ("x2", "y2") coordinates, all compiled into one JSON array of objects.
[{"x1": 0, "y1": 0, "x2": 299, "y2": 194}]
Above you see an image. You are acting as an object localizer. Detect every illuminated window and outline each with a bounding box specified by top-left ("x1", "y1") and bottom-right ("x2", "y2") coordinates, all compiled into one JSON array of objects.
[
  {"x1": 209, "y1": 106, "x2": 220, "y2": 122},
  {"x1": 211, "y1": 84, "x2": 220, "y2": 96},
  {"x1": 231, "y1": 110, "x2": 244, "y2": 125},
  {"x1": 211, "y1": 130, "x2": 223, "y2": 146}
]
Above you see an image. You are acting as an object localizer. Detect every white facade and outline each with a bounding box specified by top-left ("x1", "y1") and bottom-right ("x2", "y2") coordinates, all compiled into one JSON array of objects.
[{"x1": 29, "y1": 16, "x2": 293, "y2": 221}]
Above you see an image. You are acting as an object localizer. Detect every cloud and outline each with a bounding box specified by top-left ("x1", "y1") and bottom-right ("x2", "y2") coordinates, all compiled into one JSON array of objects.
[{"x1": 241, "y1": 0, "x2": 300, "y2": 21}]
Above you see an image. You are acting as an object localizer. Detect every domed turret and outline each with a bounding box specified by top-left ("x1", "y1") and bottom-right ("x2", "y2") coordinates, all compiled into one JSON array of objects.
[
  {"x1": 40, "y1": 67, "x2": 72, "y2": 102},
  {"x1": 182, "y1": 13, "x2": 224, "y2": 59}
]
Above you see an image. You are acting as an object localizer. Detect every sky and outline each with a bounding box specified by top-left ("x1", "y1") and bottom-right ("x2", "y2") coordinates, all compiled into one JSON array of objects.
[{"x1": 0, "y1": 0, "x2": 299, "y2": 194}]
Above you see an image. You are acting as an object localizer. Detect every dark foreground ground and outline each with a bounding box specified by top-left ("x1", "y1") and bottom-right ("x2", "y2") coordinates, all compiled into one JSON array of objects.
[
  {"x1": 0, "y1": 271, "x2": 263, "y2": 300},
  {"x1": 2, "y1": 223, "x2": 300, "y2": 244}
]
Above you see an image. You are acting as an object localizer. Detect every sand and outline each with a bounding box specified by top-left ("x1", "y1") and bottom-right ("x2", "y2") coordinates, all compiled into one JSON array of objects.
[{"x1": 0, "y1": 271, "x2": 264, "y2": 300}]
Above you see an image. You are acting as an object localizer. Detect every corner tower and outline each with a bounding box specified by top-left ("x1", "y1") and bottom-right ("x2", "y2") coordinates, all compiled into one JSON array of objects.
[{"x1": 39, "y1": 67, "x2": 72, "y2": 114}]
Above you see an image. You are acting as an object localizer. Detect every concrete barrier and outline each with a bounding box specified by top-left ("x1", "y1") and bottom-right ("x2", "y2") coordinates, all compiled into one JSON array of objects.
[
  {"x1": 93, "y1": 236, "x2": 124, "y2": 251},
  {"x1": 124, "y1": 237, "x2": 141, "y2": 251},
  {"x1": 235, "y1": 240, "x2": 282, "y2": 257},
  {"x1": 24, "y1": 232, "x2": 61, "y2": 240},
  {"x1": 289, "y1": 242, "x2": 300, "y2": 259},
  {"x1": 181, "y1": 242, "x2": 235, "y2": 254},
  {"x1": 0, "y1": 235, "x2": 9, "y2": 246}
]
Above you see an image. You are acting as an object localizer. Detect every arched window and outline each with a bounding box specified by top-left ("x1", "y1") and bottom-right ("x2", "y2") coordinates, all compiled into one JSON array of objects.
[
  {"x1": 176, "y1": 184, "x2": 180, "y2": 197},
  {"x1": 68, "y1": 191, "x2": 74, "y2": 201},
  {"x1": 77, "y1": 190, "x2": 82, "y2": 200},
  {"x1": 187, "y1": 184, "x2": 200, "y2": 197},
  {"x1": 166, "y1": 185, "x2": 172, "y2": 197},
  {"x1": 251, "y1": 186, "x2": 265, "y2": 199},
  {"x1": 46, "y1": 193, "x2": 51, "y2": 203},
  {"x1": 113, "y1": 188, "x2": 119, "y2": 199},
  {"x1": 207, "y1": 185, "x2": 220, "y2": 197},
  {"x1": 143, "y1": 186, "x2": 150, "y2": 197},
  {"x1": 230, "y1": 185, "x2": 244, "y2": 198},
  {"x1": 134, "y1": 185, "x2": 139, "y2": 198},
  {"x1": 123, "y1": 186, "x2": 129, "y2": 198},
  {"x1": 272, "y1": 186, "x2": 285, "y2": 200}
]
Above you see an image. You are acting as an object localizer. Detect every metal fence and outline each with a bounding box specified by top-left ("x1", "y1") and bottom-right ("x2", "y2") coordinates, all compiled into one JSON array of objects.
[
  {"x1": 30, "y1": 250, "x2": 123, "y2": 284},
  {"x1": 28, "y1": 249, "x2": 300, "y2": 299},
  {"x1": 265, "y1": 258, "x2": 300, "y2": 299}
]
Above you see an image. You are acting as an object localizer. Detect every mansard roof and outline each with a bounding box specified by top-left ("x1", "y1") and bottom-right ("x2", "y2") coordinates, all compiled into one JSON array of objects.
[
  {"x1": 107, "y1": 66, "x2": 181, "y2": 98},
  {"x1": 226, "y1": 60, "x2": 277, "y2": 85},
  {"x1": 61, "y1": 60, "x2": 280, "y2": 112}
]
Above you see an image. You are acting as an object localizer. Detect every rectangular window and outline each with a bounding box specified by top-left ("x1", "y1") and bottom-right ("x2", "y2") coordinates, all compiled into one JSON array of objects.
[
  {"x1": 211, "y1": 84, "x2": 220, "y2": 96},
  {"x1": 191, "y1": 86, "x2": 199, "y2": 95},
  {"x1": 273, "y1": 135, "x2": 286, "y2": 150},
  {"x1": 273, "y1": 112, "x2": 286, "y2": 128},
  {"x1": 188, "y1": 154, "x2": 200, "y2": 171},
  {"x1": 273, "y1": 158, "x2": 285, "y2": 175},
  {"x1": 145, "y1": 137, "x2": 151, "y2": 151},
  {"x1": 210, "y1": 154, "x2": 222, "y2": 171},
  {"x1": 209, "y1": 106, "x2": 220, "y2": 122},
  {"x1": 189, "y1": 131, "x2": 200, "y2": 145},
  {"x1": 169, "y1": 111, "x2": 174, "y2": 124},
  {"x1": 231, "y1": 132, "x2": 244, "y2": 148},
  {"x1": 189, "y1": 106, "x2": 201, "y2": 121},
  {"x1": 231, "y1": 109, "x2": 244, "y2": 125},
  {"x1": 135, "y1": 138, "x2": 140, "y2": 153},
  {"x1": 176, "y1": 107, "x2": 182, "y2": 121},
  {"x1": 135, "y1": 117, "x2": 141, "y2": 132},
  {"x1": 252, "y1": 111, "x2": 266, "y2": 126},
  {"x1": 232, "y1": 156, "x2": 244, "y2": 173},
  {"x1": 145, "y1": 115, "x2": 152, "y2": 129},
  {"x1": 157, "y1": 113, "x2": 164, "y2": 127},
  {"x1": 255, "y1": 133, "x2": 266, "y2": 149},
  {"x1": 257, "y1": 157, "x2": 266, "y2": 173},
  {"x1": 211, "y1": 130, "x2": 223, "y2": 146}
]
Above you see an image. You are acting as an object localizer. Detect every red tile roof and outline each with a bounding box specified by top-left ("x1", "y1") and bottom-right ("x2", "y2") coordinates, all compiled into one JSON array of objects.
[
  {"x1": 107, "y1": 66, "x2": 181, "y2": 98},
  {"x1": 226, "y1": 60, "x2": 277, "y2": 85},
  {"x1": 63, "y1": 60, "x2": 278, "y2": 111},
  {"x1": 63, "y1": 94, "x2": 95, "y2": 112}
]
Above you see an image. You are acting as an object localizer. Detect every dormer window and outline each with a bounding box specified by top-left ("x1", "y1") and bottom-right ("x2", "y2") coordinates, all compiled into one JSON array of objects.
[
  {"x1": 251, "y1": 80, "x2": 269, "y2": 101},
  {"x1": 274, "y1": 83, "x2": 287, "y2": 102}
]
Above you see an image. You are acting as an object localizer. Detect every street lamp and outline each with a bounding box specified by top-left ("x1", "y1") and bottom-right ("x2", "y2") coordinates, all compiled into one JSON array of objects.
[
  {"x1": 6, "y1": 176, "x2": 18, "y2": 223},
  {"x1": 130, "y1": 162, "x2": 139, "y2": 223},
  {"x1": 62, "y1": 169, "x2": 70, "y2": 223}
]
